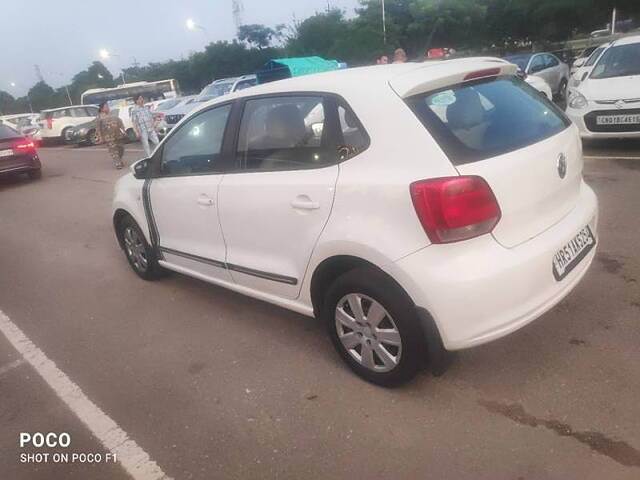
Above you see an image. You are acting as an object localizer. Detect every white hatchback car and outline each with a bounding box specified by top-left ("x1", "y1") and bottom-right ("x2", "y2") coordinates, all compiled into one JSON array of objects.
[
  {"x1": 566, "y1": 35, "x2": 640, "y2": 139},
  {"x1": 112, "y1": 59, "x2": 598, "y2": 385}
]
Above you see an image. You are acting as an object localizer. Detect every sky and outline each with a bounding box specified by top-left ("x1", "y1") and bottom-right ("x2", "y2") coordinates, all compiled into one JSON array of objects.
[{"x1": 1, "y1": 0, "x2": 362, "y2": 97}]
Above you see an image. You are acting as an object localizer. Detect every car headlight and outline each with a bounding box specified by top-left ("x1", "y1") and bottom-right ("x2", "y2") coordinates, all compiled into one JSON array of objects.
[{"x1": 569, "y1": 92, "x2": 588, "y2": 109}]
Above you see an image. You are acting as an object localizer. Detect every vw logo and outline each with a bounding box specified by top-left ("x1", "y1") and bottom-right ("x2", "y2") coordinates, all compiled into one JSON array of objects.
[
  {"x1": 615, "y1": 100, "x2": 625, "y2": 110},
  {"x1": 557, "y1": 153, "x2": 568, "y2": 179}
]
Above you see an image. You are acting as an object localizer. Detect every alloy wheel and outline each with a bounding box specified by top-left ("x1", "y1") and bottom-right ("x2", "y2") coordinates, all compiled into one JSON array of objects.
[
  {"x1": 335, "y1": 293, "x2": 402, "y2": 373},
  {"x1": 123, "y1": 227, "x2": 148, "y2": 272}
]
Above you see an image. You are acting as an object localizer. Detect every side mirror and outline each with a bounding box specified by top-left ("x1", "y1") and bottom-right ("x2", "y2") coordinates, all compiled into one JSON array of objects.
[
  {"x1": 132, "y1": 158, "x2": 152, "y2": 179},
  {"x1": 516, "y1": 69, "x2": 527, "y2": 80},
  {"x1": 573, "y1": 58, "x2": 585, "y2": 68}
]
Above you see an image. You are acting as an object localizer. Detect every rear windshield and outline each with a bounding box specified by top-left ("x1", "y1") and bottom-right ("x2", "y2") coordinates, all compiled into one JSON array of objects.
[
  {"x1": 0, "y1": 124, "x2": 20, "y2": 140},
  {"x1": 406, "y1": 76, "x2": 570, "y2": 165}
]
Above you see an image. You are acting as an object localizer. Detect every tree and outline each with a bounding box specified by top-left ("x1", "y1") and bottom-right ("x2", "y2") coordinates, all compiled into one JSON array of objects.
[
  {"x1": 238, "y1": 24, "x2": 282, "y2": 49},
  {"x1": 69, "y1": 62, "x2": 115, "y2": 104},
  {"x1": 28, "y1": 81, "x2": 56, "y2": 112},
  {"x1": 286, "y1": 9, "x2": 350, "y2": 58},
  {"x1": 0, "y1": 91, "x2": 15, "y2": 115}
]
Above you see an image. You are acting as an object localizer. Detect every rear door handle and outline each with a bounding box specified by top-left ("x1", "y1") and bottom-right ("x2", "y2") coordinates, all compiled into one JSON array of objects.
[
  {"x1": 291, "y1": 197, "x2": 320, "y2": 210},
  {"x1": 197, "y1": 195, "x2": 214, "y2": 207}
]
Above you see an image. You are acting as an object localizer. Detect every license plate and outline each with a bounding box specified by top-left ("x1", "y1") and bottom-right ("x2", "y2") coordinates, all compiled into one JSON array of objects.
[
  {"x1": 0, "y1": 149, "x2": 13, "y2": 158},
  {"x1": 596, "y1": 114, "x2": 640, "y2": 125},
  {"x1": 552, "y1": 226, "x2": 596, "y2": 281}
]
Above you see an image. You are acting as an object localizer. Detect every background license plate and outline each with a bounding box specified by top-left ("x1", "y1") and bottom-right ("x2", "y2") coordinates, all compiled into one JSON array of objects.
[
  {"x1": 0, "y1": 149, "x2": 13, "y2": 157},
  {"x1": 553, "y1": 226, "x2": 596, "y2": 281},
  {"x1": 596, "y1": 114, "x2": 640, "y2": 125}
]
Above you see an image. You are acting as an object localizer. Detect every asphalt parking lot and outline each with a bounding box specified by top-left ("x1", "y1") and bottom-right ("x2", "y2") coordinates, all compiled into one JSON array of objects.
[{"x1": 1, "y1": 141, "x2": 639, "y2": 479}]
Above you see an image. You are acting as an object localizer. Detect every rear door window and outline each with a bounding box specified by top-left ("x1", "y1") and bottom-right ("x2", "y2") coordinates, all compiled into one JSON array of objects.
[
  {"x1": 236, "y1": 96, "x2": 337, "y2": 171},
  {"x1": 529, "y1": 55, "x2": 545, "y2": 73},
  {"x1": 406, "y1": 76, "x2": 570, "y2": 165},
  {"x1": 545, "y1": 55, "x2": 559, "y2": 67}
]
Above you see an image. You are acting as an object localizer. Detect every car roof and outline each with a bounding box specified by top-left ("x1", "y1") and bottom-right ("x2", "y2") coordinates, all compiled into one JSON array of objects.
[
  {"x1": 188, "y1": 58, "x2": 517, "y2": 112},
  {"x1": 42, "y1": 105, "x2": 91, "y2": 112},
  {"x1": 611, "y1": 34, "x2": 640, "y2": 46}
]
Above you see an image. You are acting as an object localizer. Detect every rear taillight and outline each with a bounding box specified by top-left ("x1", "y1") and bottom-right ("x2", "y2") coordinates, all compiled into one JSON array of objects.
[
  {"x1": 13, "y1": 139, "x2": 36, "y2": 151},
  {"x1": 46, "y1": 118, "x2": 53, "y2": 129},
  {"x1": 410, "y1": 176, "x2": 501, "y2": 244}
]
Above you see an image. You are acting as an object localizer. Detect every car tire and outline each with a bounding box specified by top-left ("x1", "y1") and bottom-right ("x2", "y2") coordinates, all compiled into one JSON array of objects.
[
  {"x1": 87, "y1": 129, "x2": 99, "y2": 146},
  {"x1": 28, "y1": 169, "x2": 42, "y2": 180},
  {"x1": 117, "y1": 215, "x2": 165, "y2": 281},
  {"x1": 61, "y1": 127, "x2": 73, "y2": 144},
  {"x1": 557, "y1": 78, "x2": 568, "y2": 102},
  {"x1": 323, "y1": 267, "x2": 425, "y2": 387}
]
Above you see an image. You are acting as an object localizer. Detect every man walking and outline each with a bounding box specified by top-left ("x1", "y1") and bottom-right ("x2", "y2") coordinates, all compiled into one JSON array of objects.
[{"x1": 130, "y1": 95, "x2": 159, "y2": 157}]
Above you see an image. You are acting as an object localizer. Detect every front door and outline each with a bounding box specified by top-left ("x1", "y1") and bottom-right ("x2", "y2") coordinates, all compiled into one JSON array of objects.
[
  {"x1": 149, "y1": 104, "x2": 233, "y2": 281},
  {"x1": 218, "y1": 95, "x2": 340, "y2": 299}
]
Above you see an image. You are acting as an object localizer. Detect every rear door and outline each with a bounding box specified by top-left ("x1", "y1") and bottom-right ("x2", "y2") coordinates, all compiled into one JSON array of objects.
[
  {"x1": 218, "y1": 94, "x2": 340, "y2": 299},
  {"x1": 404, "y1": 75, "x2": 582, "y2": 248},
  {"x1": 544, "y1": 54, "x2": 562, "y2": 91}
]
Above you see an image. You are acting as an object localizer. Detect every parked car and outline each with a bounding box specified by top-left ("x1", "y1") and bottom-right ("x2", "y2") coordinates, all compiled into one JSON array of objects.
[
  {"x1": 113, "y1": 59, "x2": 598, "y2": 386},
  {"x1": 156, "y1": 75, "x2": 259, "y2": 137},
  {"x1": 570, "y1": 46, "x2": 600, "y2": 76},
  {"x1": 570, "y1": 43, "x2": 609, "y2": 86},
  {"x1": 153, "y1": 96, "x2": 197, "y2": 136},
  {"x1": 504, "y1": 52, "x2": 570, "y2": 99},
  {"x1": 37, "y1": 106, "x2": 100, "y2": 143},
  {"x1": 566, "y1": 35, "x2": 640, "y2": 139},
  {"x1": 0, "y1": 124, "x2": 41, "y2": 180},
  {"x1": 198, "y1": 75, "x2": 257, "y2": 102},
  {"x1": 69, "y1": 106, "x2": 139, "y2": 146}
]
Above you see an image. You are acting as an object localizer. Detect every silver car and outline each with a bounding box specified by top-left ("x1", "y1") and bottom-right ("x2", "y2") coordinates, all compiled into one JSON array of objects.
[{"x1": 504, "y1": 52, "x2": 570, "y2": 99}]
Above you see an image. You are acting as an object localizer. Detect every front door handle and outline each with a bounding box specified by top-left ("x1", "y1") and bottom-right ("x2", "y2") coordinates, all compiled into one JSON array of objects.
[
  {"x1": 197, "y1": 195, "x2": 214, "y2": 207},
  {"x1": 291, "y1": 196, "x2": 320, "y2": 210}
]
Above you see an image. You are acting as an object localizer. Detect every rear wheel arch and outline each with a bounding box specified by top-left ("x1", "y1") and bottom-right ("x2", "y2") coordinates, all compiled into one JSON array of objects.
[
  {"x1": 310, "y1": 255, "x2": 452, "y2": 377},
  {"x1": 310, "y1": 255, "x2": 413, "y2": 318}
]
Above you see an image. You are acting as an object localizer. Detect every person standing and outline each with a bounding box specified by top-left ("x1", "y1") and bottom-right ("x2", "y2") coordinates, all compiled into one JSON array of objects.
[
  {"x1": 96, "y1": 102, "x2": 126, "y2": 169},
  {"x1": 130, "y1": 95, "x2": 159, "y2": 157},
  {"x1": 392, "y1": 48, "x2": 408, "y2": 64}
]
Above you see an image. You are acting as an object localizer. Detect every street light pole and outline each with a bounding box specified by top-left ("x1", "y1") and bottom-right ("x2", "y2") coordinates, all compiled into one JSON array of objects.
[{"x1": 381, "y1": 0, "x2": 387, "y2": 45}]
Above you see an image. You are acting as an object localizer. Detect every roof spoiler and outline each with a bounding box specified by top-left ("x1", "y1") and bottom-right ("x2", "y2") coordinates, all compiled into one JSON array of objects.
[{"x1": 389, "y1": 59, "x2": 518, "y2": 98}]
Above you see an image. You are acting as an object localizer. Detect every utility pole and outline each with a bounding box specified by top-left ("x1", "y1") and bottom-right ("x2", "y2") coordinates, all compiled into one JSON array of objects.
[{"x1": 611, "y1": 8, "x2": 617, "y2": 35}]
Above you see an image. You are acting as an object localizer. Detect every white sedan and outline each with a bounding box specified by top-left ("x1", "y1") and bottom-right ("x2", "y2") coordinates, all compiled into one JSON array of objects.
[
  {"x1": 112, "y1": 59, "x2": 598, "y2": 386},
  {"x1": 566, "y1": 35, "x2": 640, "y2": 139}
]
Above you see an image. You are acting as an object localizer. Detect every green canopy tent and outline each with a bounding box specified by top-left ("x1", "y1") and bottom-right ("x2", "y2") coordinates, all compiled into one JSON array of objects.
[{"x1": 255, "y1": 57, "x2": 341, "y2": 84}]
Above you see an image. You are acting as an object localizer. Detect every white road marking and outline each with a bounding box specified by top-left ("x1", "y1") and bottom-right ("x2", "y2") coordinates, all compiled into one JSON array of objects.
[
  {"x1": 0, "y1": 309, "x2": 172, "y2": 480},
  {"x1": 584, "y1": 155, "x2": 640, "y2": 161},
  {"x1": 0, "y1": 358, "x2": 24, "y2": 377}
]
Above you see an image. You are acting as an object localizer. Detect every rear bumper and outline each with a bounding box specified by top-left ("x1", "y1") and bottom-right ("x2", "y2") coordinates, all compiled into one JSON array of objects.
[
  {"x1": 0, "y1": 154, "x2": 41, "y2": 176},
  {"x1": 392, "y1": 182, "x2": 598, "y2": 350}
]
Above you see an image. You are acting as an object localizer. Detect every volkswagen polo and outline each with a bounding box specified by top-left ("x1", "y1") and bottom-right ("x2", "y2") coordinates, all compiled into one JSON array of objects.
[{"x1": 112, "y1": 59, "x2": 598, "y2": 386}]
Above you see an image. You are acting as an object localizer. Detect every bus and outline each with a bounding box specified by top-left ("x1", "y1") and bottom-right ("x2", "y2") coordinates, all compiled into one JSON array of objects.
[{"x1": 80, "y1": 79, "x2": 180, "y2": 106}]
